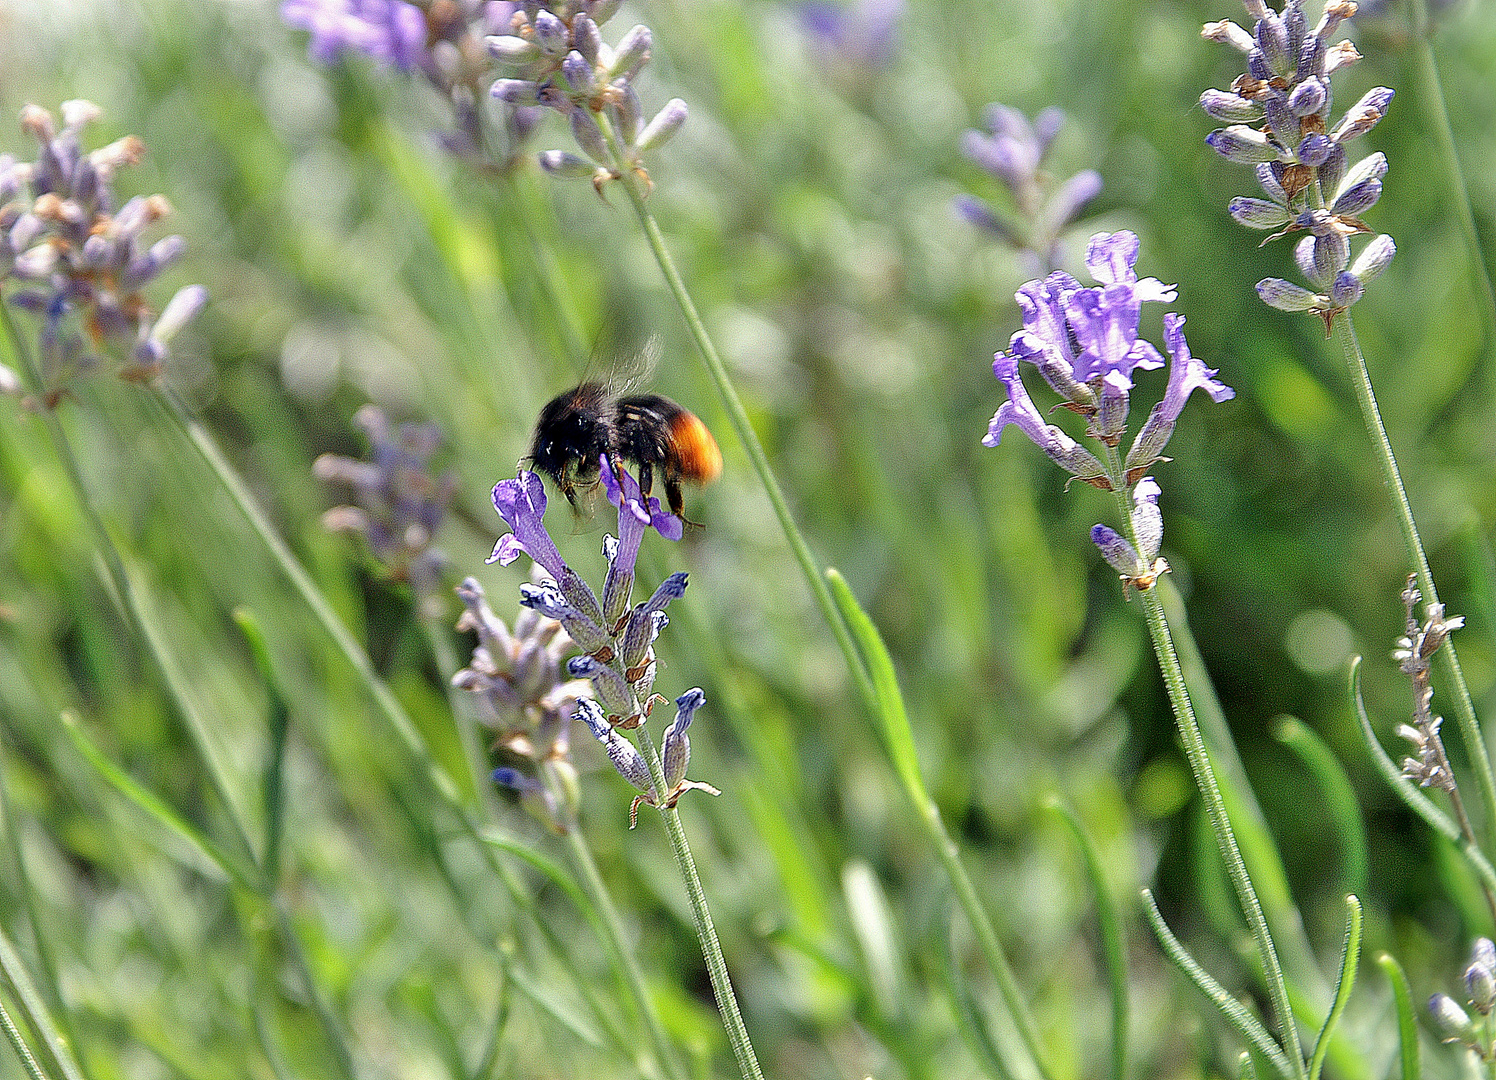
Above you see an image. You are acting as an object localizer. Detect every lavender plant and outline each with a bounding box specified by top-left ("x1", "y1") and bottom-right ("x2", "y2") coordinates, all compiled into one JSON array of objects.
[
  {"x1": 486, "y1": 461, "x2": 759, "y2": 1080},
  {"x1": 981, "y1": 229, "x2": 1371, "y2": 1080},
  {"x1": 0, "y1": 101, "x2": 206, "y2": 405},
  {"x1": 1430, "y1": 937, "x2": 1496, "y2": 1067}
]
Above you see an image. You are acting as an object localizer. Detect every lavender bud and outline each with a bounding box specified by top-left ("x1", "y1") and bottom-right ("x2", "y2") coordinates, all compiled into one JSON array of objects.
[
  {"x1": 1201, "y1": 19, "x2": 1255, "y2": 52},
  {"x1": 1467, "y1": 939, "x2": 1496, "y2": 1015},
  {"x1": 1429, "y1": 993, "x2": 1477, "y2": 1045},
  {"x1": 538, "y1": 150, "x2": 600, "y2": 178},
  {"x1": 1331, "y1": 87, "x2": 1395, "y2": 142},
  {"x1": 1091, "y1": 525, "x2": 1144, "y2": 578},
  {"x1": 1335, "y1": 152, "x2": 1388, "y2": 197},
  {"x1": 560, "y1": 51, "x2": 596, "y2": 95},
  {"x1": 1317, "y1": 143, "x2": 1348, "y2": 200},
  {"x1": 1206, "y1": 125, "x2": 1281, "y2": 164},
  {"x1": 1349, "y1": 234, "x2": 1395, "y2": 284},
  {"x1": 607, "y1": 24, "x2": 652, "y2": 81},
  {"x1": 1297, "y1": 133, "x2": 1332, "y2": 168},
  {"x1": 1256, "y1": 278, "x2": 1321, "y2": 312},
  {"x1": 636, "y1": 99, "x2": 688, "y2": 152},
  {"x1": 1330, "y1": 271, "x2": 1362, "y2": 309},
  {"x1": 572, "y1": 14, "x2": 602, "y2": 63},
  {"x1": 1264, "y1": 95, "x2": 1296, "y2": 147},
  {"x1": 1229, "y1": 197, "x2": 1291, "y2": 230},
  {"x1": 1130, "y1": 478, "x2": 1163, "y2": 564},
  {"x1": 488, "y1": 35, "x2": 540, "y2": 62},
  {"x1": 1330, "y1": 177, "x2": 1381, "y2": 217},
  {"x1": 1255, "y1": 162, "x2": 1288, "y2": 203},
  {"x1": 1256, "y1": 12, "x2": 1291, "y2": 76},
  {"x1": 1289, "y1": 77, "x2": 1327, "y2": 117},
  {"x1": 570, "y1": 109, "x2": 609, "y2": 163},
  {"x1": 609, "y1": 82, "x2": 642, "y2": 146},
  {"x1": 492, "y1": 79, "x2": 542, "y2": 106},
  {"x1": 1200, "y1": 89, "x2": 1263, "y2": 123},
  {"x1": 532, "y1": 10, "x2": 569, "y2": 55}
]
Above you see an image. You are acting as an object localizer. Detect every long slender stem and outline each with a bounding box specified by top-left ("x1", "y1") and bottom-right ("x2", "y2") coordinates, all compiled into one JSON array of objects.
[
  {"x1": 595, "y1": 130, "x2": 875, "y2": 720},
  {"x1": 1100, "y1": 443, "x2": 1303, "y2": 1078},
  {"x1": 1138, "y1": 588, "x2": 1305, "y2": 1079},
  {"x1": 634, "y1": 728, "x2": 764, "y2": 1080},
  {"x1": 1336, "y1": 313, "x2": 1496, "y2": 858}
]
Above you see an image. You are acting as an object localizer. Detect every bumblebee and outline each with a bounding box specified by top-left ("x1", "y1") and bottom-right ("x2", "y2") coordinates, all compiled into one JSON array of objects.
[{"x1": 530, "y1": 381, "x2": 722, "y2": 520}]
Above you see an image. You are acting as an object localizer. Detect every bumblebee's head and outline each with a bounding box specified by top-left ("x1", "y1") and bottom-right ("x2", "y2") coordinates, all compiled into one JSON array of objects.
[{"x1": 530, "y1": 383, "x2": 613, "y2": 486}]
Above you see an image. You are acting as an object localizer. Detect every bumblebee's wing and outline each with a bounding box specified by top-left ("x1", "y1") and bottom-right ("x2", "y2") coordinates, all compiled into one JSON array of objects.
[{"x1": 596, "y1": 331, "x2": 662, "y2": 396}]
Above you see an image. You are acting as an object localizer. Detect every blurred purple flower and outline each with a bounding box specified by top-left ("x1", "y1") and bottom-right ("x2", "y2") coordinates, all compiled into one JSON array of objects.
[
  {"x1": 799, "y1": 0, "x2": 903, "y2": 69},
  {"x1": 281, "y1": 0, "x2": 431, "y2": 71},
  {"x1": 1, "y1": 101, "x2": 206, "y2": 405},
  {"x1": 955, "y1": 104, "x2": 1102, "y2": 275}
]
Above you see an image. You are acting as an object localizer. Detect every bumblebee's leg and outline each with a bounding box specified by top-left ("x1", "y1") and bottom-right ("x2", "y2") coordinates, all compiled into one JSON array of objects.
[
  {"x1": 636, "y1": 459, "x2": 655, "y2": 500},
  {"x1": 665, "y1": 475, "x2": 684, "y2": 518}
]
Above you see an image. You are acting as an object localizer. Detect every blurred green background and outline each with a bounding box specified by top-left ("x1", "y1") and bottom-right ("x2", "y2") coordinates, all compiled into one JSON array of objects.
[{"x1": 2, "y1": 0, "x2": 1496, "y2": 1077}]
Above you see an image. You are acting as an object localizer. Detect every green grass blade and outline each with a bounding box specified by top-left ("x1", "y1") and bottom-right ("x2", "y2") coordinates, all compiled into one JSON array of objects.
[
  {"x1": 1048, "y1": 797, "x2": 1129, "y2": 1080},
  {"x1": 232, "y1": 609, "x2": 290, "y2": 883},
  {"x1": 0, "y1": 996, "x2": 52, "y2": 1080},
  {"x1": 1273, "y1": 717, "x2": 1368, "y2": 897},
  {"x1": 1375, "y1": 953, "x2": 1420, "y2": 1080},
  {"x1": 58, "y1": 711, "x2": 255, "y2": 890},
  {"x1": 825, "y1": 567, "x2": 925, "y2": 802},
  {"x1": 1141, "y1": 889, "x2": 1294, "y2": 1079},
  {"x1": 1307, "y1": 895, "x2": 1361, "y2": 1080},
  {"x1": 0, "y1": 928, "x2": 86, "y2": 1080}
]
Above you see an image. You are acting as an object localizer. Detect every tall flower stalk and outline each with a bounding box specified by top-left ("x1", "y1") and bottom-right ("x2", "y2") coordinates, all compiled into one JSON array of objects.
[
  {"x1": 982, "y1": 230, "x2": 1350, "y2": 1079},
  {"x1": 487, "y1": 462, "x2": 762, "y2": 1080},
  {"x1": 1201, "y1": 0, "x2": 1496, "y2": 866}
]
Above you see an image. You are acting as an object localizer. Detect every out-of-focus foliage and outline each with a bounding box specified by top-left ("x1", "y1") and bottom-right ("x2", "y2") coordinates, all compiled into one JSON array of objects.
[{"x1": 1, "y1": 0, "x2": 1495, "y2": 1077}]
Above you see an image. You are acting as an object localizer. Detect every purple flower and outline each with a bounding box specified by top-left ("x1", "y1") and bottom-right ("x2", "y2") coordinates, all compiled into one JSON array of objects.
[
  {"x1": 488, "y1": 470, "x2": 569, "y2": 579},
  {"x1": 799, "y1": 0, "x2": 904, "y2": 69},
  {"x1": 1, "y1": 102, "x2": 205, "y2": 404},
  {"x1": 984, "y1": 352, "x2": 1108, "y2": 486},
  {"x1": 955, "y1": 104, "x2": 1102, "y2": 274},
  {"x1": 315, "y1": 404, "x2": 456, "y2": 599},
  {"x1": 281, "y1": 0, "x2": 430, "y2": 71},
  {"x1": 986, "y1": 231, "x2": 1188, "y2": 472},
  {"x1": 1125, "y1": 314, "x2": 1235, "y2": 474}
]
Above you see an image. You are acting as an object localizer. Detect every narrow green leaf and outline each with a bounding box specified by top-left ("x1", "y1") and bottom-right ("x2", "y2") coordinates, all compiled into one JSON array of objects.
[
  {"x1": 1273, "y1": 717, "x2": 1368, "y2": 897},
  {"x1": 0, "y1": 928, "x2": 86, "y2": 1080},
  {"x1": 59, "y1": 711, "x2": 254, "y2": 890},
  {"x1": 1239, "y1": 1052, "x2": 1258, "y2": 1080},
  {"x1": 0, "y1": 996, "x2": 52, "y2": 1080},
  {"x1": 1307, "y1": 895, "x2": 1361, "y2": 1080},
  {"x1": 825, "y1": 568, "x2": 926, "y2": 802},
  {"x1": 1048, "y1": 797, "x2": 1129, "y2": 1080},
  {"x1": 480, "y1": 830, "x2": 595, "y2": 923},
  {"x1": 1375, "y1": 953, "x2": 1420, "y2": 1080},
  {"x1": 233, "y1": 608, "x2": 290, "y2": 882},
  {"x1": 937, "y1": 916, "x2": 1016, "y2": 1080},
  {"x1": 1350, "y1": 659, "x2": 1496, "y2": 896},
  {"x1": 1141, "y1": 889, "x2": 1294, "y2": 1079}
]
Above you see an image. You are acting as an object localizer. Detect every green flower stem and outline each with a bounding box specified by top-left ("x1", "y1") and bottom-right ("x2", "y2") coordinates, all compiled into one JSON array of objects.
[
  {"x1": 0, "y1": 996, "x2": 49, "y2": 1080},
  {"x1": 1136, "y1": 587, "x2": 1305, "y2": 1078},
  {"x1": 1408, "y1": 0, "x2": 1496, "y2": 387},
  {"x1": 1102, "y1": 447, "x2": 1303, "y2": 1079},
  {"x1": 1336, "y1": 313, "x2": 1496, "y2": 859},
  {"x1": 634, "y1": 727, "x2": 764, "y2": 1080},
  {"x1": 594, "y1": 117, "x2": 875, "y2": 722},
  {"x1": 563, "y1": 828, "x2": 690, "y2": 1080}
]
